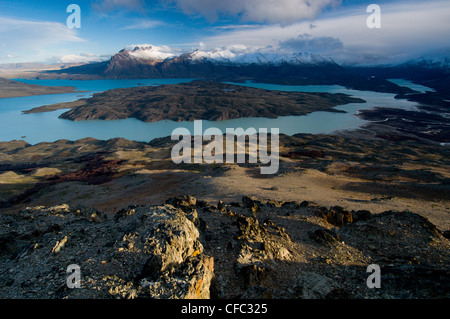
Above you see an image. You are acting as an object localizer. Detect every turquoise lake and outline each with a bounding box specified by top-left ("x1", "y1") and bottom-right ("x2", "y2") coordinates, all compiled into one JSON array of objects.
[{"x1": 0, "y1": 78, "x2": 427, "y2": 145}]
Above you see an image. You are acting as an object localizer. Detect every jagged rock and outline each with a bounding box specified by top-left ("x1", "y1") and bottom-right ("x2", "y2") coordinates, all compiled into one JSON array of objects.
[
  {"x1": 165, "y1": 197, "x2": 199, "y2": 225},
  {"x1": 342, "y1": 210, "x2": 442, "y2": 241},
  {"x1": 264, "y1": 200, "x2": 283, "y2": 208},
  {"x1": 127, "y1": 206, "x2": 204, "y2": 276},
  {"x1": 316, "y1": 206, "x2": 353, "y2": 227},
  {"x1": 114, "y1": 205, "x2": 138, "y2": 221},
  {"x1": 165, "y1": 195, "x2": 197, "y2": 209},
  {"x1": 217, "y1": 200, "x2": 226, "y2": 210},
  {"x1": 0, "y1": 204, "x2": 214, "y2": 299},
  {"x1": 234, "y1": 215, "x2": 266, "y2": 241},
  {"x1": 310, "y1": 229, "x2": 341, "y2": 246},
  {"x1": 291, "y1": 272, "x2": 338, "y2": 299},
  {"x1": 263, "y1": 219, "x2": 291, "y2": 241},
  {"x1": 139, "y1": 255, "x2": 215, "y2": 299},
  {"x1": 184, "y1": 209, "x2": 199, "y2": 226},
  {"x1": 261, "y1": 241, "x2": 292, "y2": 260},
  {"x1": 237, "y1": 264, "x2": 274, "y2": 289},
  {"x1": 1, "y1": 198, "x2": 448, "y2": 300},
  {"x1": 51, "y1": 236, "x2": 68, "y2": 254},
  {"x1": 118, "y1": 205, "x2": 214, "y2": 299},
  {"x1": 338, "y1": 210, "x2": 446, "y2": 263},
  {"x1": 236, "y1": 242, "x2": 262, "y2": 265},
  {"x1": 242, "y1": 196, "x2": 261, "y2": 213}
]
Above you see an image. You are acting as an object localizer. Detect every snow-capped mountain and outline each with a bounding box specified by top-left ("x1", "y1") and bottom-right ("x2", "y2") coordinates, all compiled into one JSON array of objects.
[
  {"x1": 48, "y1": 44, "x2": 344, "y2": 80},
  {"x1": 237, "y1": 51, "x2": 335, "y2": 65},
  {"x1": 82, "y1": 45, "x2": 340, "y2": 78},
  {"x1": 46, "y1": 44, "x2": 414, "y2": 94},
  {"x1": 115, "y1": 45, "x2": 336, "y2": 66},
  {"x1": 187, "y1": 49, "x2": 336, "y2": 66},
  {"x1": 46, "y1": 44, "x2": 450, "y2": 83},
  {"x1": 403, "y1": 56, "x2": 450, "y2": 69},
  {"x1": 126, "y1": 45, "x2": 176, "y2": 61}
]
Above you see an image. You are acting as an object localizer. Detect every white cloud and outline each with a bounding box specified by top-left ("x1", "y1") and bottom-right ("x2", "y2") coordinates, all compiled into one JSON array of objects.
[
  {"x1": 50, "y1": 53, "x2": 109, "y2": 64},
  {"x1": 190, "y1": 48, "x2": 236, "y2": 61},
  {"x1": 92, "y1": 0, "x2": 145, "y2": 12},
  {"x1": 280, "y1": 34, "x2": 344, "y2": 53},
  {"x1": 121, "y1": 19, "x2": 164, "y2": 30},
  {"x1": 308, "y1": 1, "x2": 450, "y2": 64},
  {"x1": 0, "y1": 17, "x2": 83, "y2": 44},
  {"x1": 0, "y1": 17, "x2": 84, "y2": 63},
  {"x1": 165, "y1": 0, "x2": 341, "y2": 24},
  {"x1": 213, "y1": 24, "x2": 263, "y2": 30},
  {"x1": 198, "y1": 1, "x2": 450, "y2": 64}
]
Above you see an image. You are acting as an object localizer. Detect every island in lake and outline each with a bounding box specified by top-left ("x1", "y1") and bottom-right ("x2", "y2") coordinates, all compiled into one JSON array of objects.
[{"x1": 23, "y1": 80, "x2": 365, "y2": 122}]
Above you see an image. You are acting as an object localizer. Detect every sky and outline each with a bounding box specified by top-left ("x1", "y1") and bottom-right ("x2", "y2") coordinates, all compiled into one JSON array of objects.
[{"x1": 0, "y1": 0, "x2": 449, "y2": 65}]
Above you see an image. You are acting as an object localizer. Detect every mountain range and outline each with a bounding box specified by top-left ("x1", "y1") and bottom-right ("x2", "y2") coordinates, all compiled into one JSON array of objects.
[
  {"x1": 44, "y1": 45, "x2": 423, "y2": 94},
  {"x1": 48, "y1": 45, "x2": 340, "y2": 78}
]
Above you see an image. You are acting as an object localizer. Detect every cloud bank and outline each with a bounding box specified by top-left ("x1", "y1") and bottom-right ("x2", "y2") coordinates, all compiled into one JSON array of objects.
[
  {"x1": 198, "y1": 1, "x2": 450, "y2": 65},
  {"x1": 280, "y1": 34, "x2": 344, "y2": 53},
  {"x1": 0, "y1": 17, "x2": 84, "y2": 63},
  {"x1": 92, "y1": 0, "x2": 146, "y2": 13},
  {"x1": 121, "y1": 19, "x2": 164, "y2": 30},
  {"x1": 165, "y1": 0, "x2": 341, "y2": 24}
]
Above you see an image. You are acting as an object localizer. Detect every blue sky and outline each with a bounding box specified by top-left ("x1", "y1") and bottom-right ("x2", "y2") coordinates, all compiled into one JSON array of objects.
[{"x1": 0, "y1": 0, "x2": 449, "y2": 65}]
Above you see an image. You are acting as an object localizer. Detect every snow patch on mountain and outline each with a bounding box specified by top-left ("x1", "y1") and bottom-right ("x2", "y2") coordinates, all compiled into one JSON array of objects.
[
  {"x1": 234, "y1": 52, "x2": 335, "y2": 65},
  {"x1": 126, "y1": 45, "x2": 176, "y2": 61},
  {"x1": 118, "y1": 44, "x2": 337, "y2": 66}
]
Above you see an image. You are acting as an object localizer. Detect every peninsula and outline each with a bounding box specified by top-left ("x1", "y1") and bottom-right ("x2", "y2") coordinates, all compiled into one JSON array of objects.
[{"x1": 0, "y1": 77, "x2": 77, "y2": 98}]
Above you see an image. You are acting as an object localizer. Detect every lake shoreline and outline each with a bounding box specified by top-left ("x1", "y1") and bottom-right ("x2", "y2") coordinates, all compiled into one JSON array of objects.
[
  {"x1": 0, "y1": 77, "x2": 440, "y2": 145},
  {"x1": 0, "y1": 77, "x2": 80, "y2": 99},
  {"x1": 23, "y1": 80, "x2": 364, "y2": 123}
]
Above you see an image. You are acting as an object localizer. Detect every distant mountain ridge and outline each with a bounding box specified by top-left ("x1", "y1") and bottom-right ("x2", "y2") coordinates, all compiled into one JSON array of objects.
[
  {"x1": 114, "y1": 45, "x2": 337, "y2": 66},
  {"x1": 51, "y1": 45, "x2": 450, "y2": 74},
  {"x1": 42, "y1": 45, "x2": 450, "y2": 95},
  {"x1": 401, "y1": 56, "x2": 450, "y2": 69},
  {"x1": 46, "y1": 45, "x2": 341, "y2": 79}
]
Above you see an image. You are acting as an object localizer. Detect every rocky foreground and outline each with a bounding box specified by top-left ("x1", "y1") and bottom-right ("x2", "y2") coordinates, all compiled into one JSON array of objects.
[{"x1": 1, "y1": 195, "x2": 449, "y2": 299}]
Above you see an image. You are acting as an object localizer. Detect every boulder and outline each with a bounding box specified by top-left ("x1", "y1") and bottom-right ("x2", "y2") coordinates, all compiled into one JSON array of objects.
[
  {"x1": 165, "y1": 195, "x2": 197, "y2": 209},
  {"x1": 0, "y1": 204, "x2": 214, "y2": 299},
  {"x1": 316, "y1": 206, "x2": 353, "y2": 227}
]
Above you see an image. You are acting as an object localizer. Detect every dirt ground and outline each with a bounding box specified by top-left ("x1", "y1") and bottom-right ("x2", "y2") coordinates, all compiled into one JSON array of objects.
[{"x1": 1, "y1": 134, "x2": 449, "y2": 232}]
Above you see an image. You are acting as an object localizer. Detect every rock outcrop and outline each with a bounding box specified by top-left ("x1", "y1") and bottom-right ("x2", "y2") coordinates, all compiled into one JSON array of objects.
[
  {"x1": 0, "y1": 196, "x2": 449, "y2": 299},
  {"x1": 0, "y1": 204, "x2": 214, "y2": 299}
]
